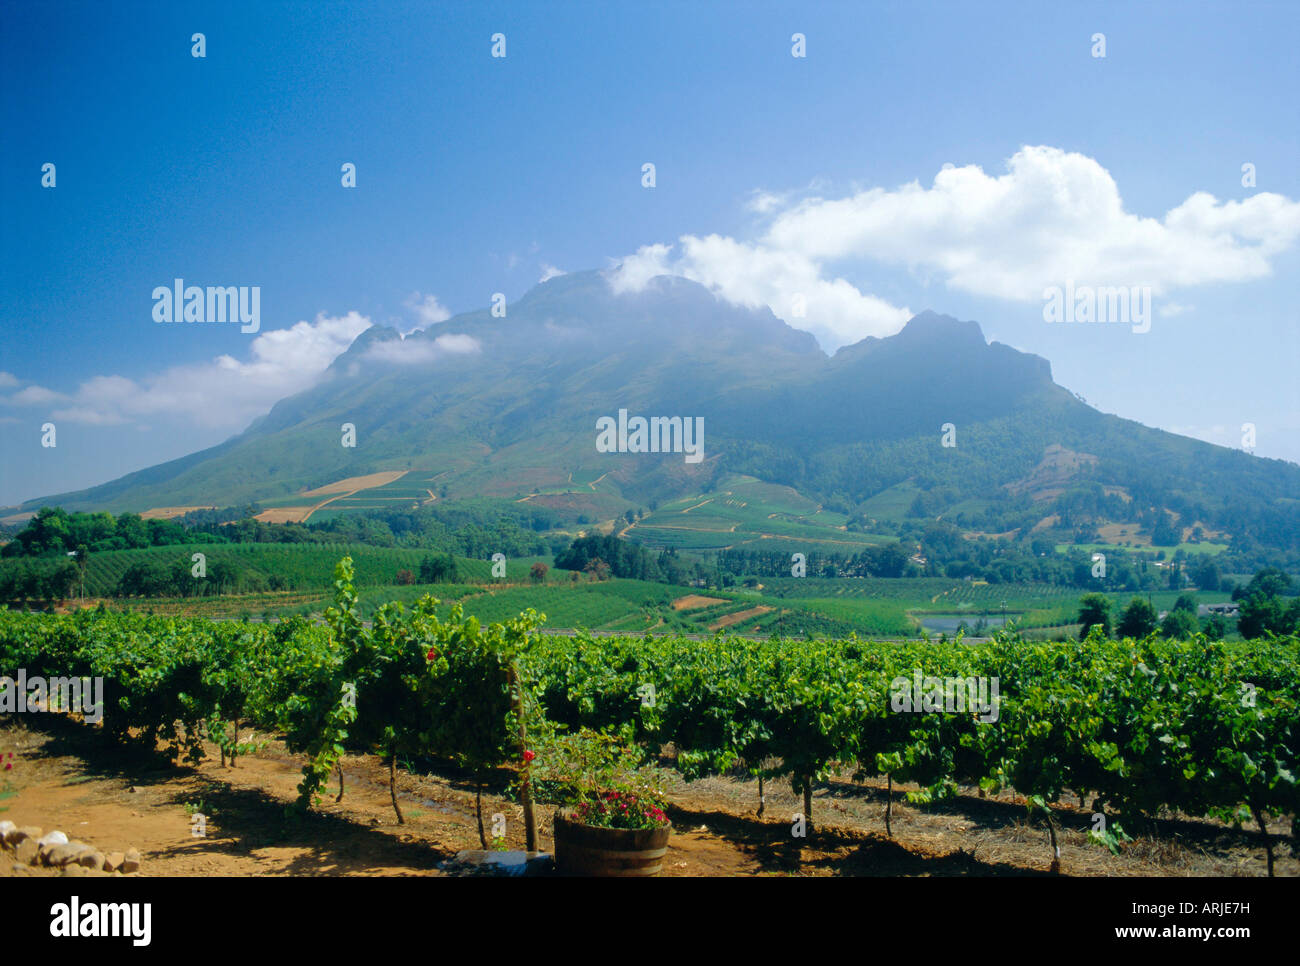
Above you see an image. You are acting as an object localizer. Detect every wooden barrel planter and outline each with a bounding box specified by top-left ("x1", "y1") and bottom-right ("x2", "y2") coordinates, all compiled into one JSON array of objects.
[{"x1": 552, "y1": 810, "x2": 671, "y2": 877}]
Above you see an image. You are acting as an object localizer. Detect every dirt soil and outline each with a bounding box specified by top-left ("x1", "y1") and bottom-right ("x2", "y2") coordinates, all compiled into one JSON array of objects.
[
  {"x1": 1, "y1": 717, "x2": 1293, "y2": 877},
  {"x1": 709, "y1": 606, "x2": 775, "y2": 631},
  {"x1": 671, "y1": 595, "x2": 727, "y2": 611},
  {"x1": 252, "y1": 471, "x2": 412, "y2": 523},
  {"x1": 139, "y1": 506, "x2": 220, "y2": 520}
]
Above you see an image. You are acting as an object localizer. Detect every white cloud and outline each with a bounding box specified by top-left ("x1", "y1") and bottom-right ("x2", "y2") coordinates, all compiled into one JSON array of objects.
[
  {"x1": 744, "y1": 178, "x2": 831, "y2": 217},
  {"x1": 745, "y1": 190, "x2": 786, "y2": 215},
  {"x1": 435, "y1": 333, "x2": 480, "y2": 354},
  {"x1": 9, "y1": 385, "x2": 69, "y2": 406},
  {"x1": 403, "y1": 292, "x2": 452, "y2": 330},
  {"x1": 0, "y1": 372, "x2": 18, "y2": 389},
  {"x1": 363, "y1": 332, "x2": 481, "y2": 366},
  {"x1": 539, "y1": 263, "x2": 566, "y2": 283},
  {"x1": 607, "y1": 243, "x2": 674, "y2": 295},
  {"x1": 763, "y1": 146, "x2": 1300, "y2": 299},
  {"x1": 2, "y1": 312, "x2": 372, "y2": 431},
  {"x1": 607, "y1": 146, "x2": 1300, "y2": 351},
  {"x1": 607, "y1": 239, "x2": 911, "y2": 350},
  {"x1": 49, "y1": 406, "x2": 128, "y2": 426}
]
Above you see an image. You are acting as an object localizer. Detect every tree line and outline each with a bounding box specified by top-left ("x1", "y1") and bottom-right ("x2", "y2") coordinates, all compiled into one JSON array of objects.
[{"x1": 1077, "y1": 569, "x2": 1300, "y2": 640}]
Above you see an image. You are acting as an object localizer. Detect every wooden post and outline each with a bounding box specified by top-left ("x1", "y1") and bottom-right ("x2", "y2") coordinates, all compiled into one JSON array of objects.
[
  {"x1": 803, "y1": 776, "x2": 813, "y2": 833},
  {"x1": 389, "y1": 748, "x2": 404, "y2": 824},
  {"x1": 885, "y1": 774, "x2": 893, "y2": 838},
  {"x1": 510, "y1": 664, "x2": 538, "y2": 852}
]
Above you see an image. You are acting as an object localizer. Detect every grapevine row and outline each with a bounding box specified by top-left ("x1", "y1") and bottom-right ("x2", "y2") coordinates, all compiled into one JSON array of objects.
[{"x1": 1, "y1": 557, "x2": 1295, "y2": 871}]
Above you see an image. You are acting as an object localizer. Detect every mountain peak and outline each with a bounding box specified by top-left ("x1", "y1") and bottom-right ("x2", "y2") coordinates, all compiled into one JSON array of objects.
[
  {"x1": 897, "y1": 310, "x2": 987, "y2": 346},
  {"x1": 830, "y1": 309, "x2": 988, "y2": 363}
]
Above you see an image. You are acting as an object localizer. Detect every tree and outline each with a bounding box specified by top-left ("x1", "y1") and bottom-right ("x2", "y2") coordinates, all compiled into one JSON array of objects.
[
  {"x1": 1242, "y1": 568, "x2": 1293, "y2": 600},
  {"x1": 1202, "y1": 614, "x2": 1228, "y2": 639},
  {"x1": 1191, "y1": 556, "x2": 1222, "y2": 592},
  {"x1": 865, "y1": 542, "x2": 909, "y2": 578},
  {"x1": 584, "y1": 557, "x2": 610, "y2": 581},
  {"x1": 207, "y1": 560, "x2": 239, "y2": 593},
  {"x1": 72, "y1": 544, "x2": 89, "y2": 600},
  {"x1": 115, "y1": 513, "x2": 150, "y2": 549},
  {"x1": 1160, "y1": 608, "x2": 1199, "y2": 639},
  {"x1": 1117, "y1": 597, "x2": 1159, "y2": 638},
  {"x1": 117, "y1": 561, "x2": 173, "y2": 598},
  {"x1": 556, "y1": 534, "x2": 660, "y2": 581},
  {"x1": 1077, "y1": 593, "x2": 1112, "y2": 638},
  {"x1": 1234, "y1": 568, "x2": 1300, "y2": 638},
  {"x1": 529, "y1": 562, "x2": 548, "y2": 584},
  {"x1": 41, "y1": 562, "x2": 79, "y2": 603},
  {"x1": 419, "y1": 552, "x2": 459, "y2": 584},
  {"x1": 1166, "y1": 560, "x2": 1184, "y2": 590},
  {"x1": 1236, "y1": 593, "x2": 1297, "y2": 638},
  {"x1": 395, "y1": 569, "x2": 415, "y2": 586},
  {"x1": 1151, "y1": 515, "x2": 1181, "y2": 547}
]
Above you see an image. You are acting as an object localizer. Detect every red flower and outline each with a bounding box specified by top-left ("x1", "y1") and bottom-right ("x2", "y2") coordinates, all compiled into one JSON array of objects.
[
  {"x1": 426, "y1": 648, "x2": 438, "y2": 661},
  {"x1": 522, "y1": 750, "x2": 535, "y2": 763},
  {"x1": 3, "y1": 763, "x2": 10, "y2": 771}
]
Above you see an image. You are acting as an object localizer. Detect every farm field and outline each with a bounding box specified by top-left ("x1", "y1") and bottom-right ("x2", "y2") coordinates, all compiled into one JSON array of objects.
[
  {"x1": 2, "y1": 586, "x2": 1295, "y2": 879},
  {"x1": 100, "y1": 577, "x2": 915, "y2": 637},
  {"x1": 1058, "y1": 541, "x2": 1230, "y2": 557},
  {"x1": 0, "y1": 544, "x2": 554, "y2": 599},
  {"x1": 760, "y1": 578, "x2": 1226, "y2": 633},
  {"x1": 85, "y1": 579, "x2": 1224, "y2": 642},
  {"x1": 856, "y1": 482, "x2": 922, "y2": 523},
  {"x1": 3, "y1": 537, "x2": 1238, "y2": 640},
  {"x1": 247, "y1": 471, "x2": 426, "y2": 522},
  {"x1": 626, "y1": 474, "x2": 889, "y2": 554}
]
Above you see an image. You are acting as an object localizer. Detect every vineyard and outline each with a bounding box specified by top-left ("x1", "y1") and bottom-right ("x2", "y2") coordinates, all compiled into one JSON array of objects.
[
  {"x1": 1, "y1": 557, "x2": 1297, "y2": 875},
  {"x1": 761, "y1": 577, "x2": 1079, "y2": 608},
  {"x1": 91, "y1": 544, "x2": 557, "y2": 595},
  {"x1": 0, "y1": 544, "x2": 554, "y2": 599}
]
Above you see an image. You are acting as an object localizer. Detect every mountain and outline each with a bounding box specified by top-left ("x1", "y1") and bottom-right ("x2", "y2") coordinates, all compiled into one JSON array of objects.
[{"x1": 18, "y1": 270, "x2": 1300, "y2": 552}]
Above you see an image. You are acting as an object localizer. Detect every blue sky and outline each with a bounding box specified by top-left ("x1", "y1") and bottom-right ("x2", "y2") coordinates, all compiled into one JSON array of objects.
[{"x1": 2, "y1": 0, "x2": 1298, "y2": 507}]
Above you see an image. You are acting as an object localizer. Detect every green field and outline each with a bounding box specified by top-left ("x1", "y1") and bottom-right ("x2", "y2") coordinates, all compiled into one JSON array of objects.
[
  {"x1": 629, "y1": 474, "x2": 890, "y2": 554},
  {"x1": 1058, "y1": 541, "x2": 1230, "y2": 557},
  {"x1": 4, "y1": 534, "x2": 1243, "y2": 640},
  {"x1": 762, "y1": 596, "x2": 918, "y2": 636},
  {"x1": 856, "y1": 481, "x2": 921, "y2": 522},
  {"x1": 95, "y1": 566, "x2": 917, "y2": 636},
  {"x1": 761, "y1": 576, "x2": 958, "y2": 601},
  {"x1": 3, "y1": 544, "x2": 554, "y2": 598}
]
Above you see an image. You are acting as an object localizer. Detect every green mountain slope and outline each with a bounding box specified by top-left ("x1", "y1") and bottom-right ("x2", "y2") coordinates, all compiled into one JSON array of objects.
[{"x1": 20, "y1": 271, "x2": 1300, "y2": 551}]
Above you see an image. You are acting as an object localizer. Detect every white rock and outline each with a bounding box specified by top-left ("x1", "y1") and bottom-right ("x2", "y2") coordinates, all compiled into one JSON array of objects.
[
  {"x1": 37, "y1": 830, "x2": 69, "y2": 849},
  {"x1": 0, "y1": 820, "x2": 15, "y2": 838}
]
